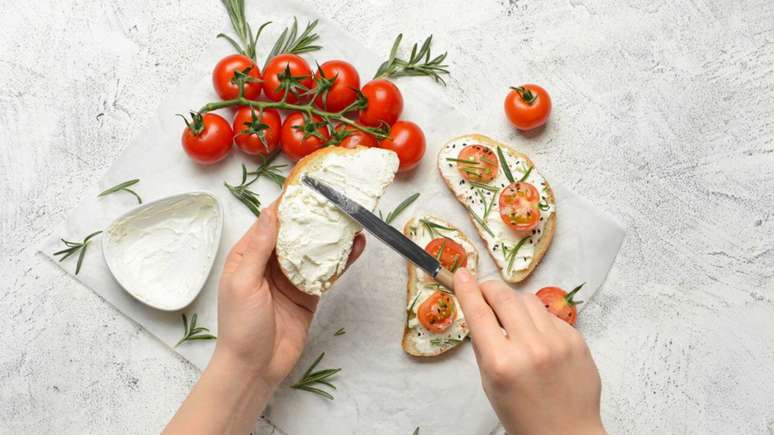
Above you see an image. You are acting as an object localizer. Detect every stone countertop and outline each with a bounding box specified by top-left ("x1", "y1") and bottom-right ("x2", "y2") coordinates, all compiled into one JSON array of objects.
[{"x1": 1, "y1": 0, "x2": 773, "y2": 433}]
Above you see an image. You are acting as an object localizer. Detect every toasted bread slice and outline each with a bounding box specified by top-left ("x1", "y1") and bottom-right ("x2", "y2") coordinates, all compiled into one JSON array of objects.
[
  {"x1": 402, "y1": 215, "x2": 478, "y2": 357},
  {"x1": 277, "y1": 146, "x2": 399, "y2": 295},
  {"x1": 437, "y1": 134, "x2": 556, "y2": 283}
]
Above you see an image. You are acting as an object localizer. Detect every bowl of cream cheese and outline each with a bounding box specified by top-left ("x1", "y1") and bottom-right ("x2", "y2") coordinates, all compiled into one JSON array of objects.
[{"x1": 102, "y1": 191, "x2": 223, "y2": 311}]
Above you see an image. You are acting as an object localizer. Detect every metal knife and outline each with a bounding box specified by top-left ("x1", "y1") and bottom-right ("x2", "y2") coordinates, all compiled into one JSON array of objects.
[{"x1": 302, "y1": 175, "x2": 456, "y2": 291}]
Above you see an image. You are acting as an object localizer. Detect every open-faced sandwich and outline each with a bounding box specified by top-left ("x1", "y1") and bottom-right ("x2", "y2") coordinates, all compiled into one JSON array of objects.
[
  {"x1": 277, "y1": 146, "x2": 400, "y2": 296},
  {"x1": 402, "y1": 215, "x2": 479, "y2": 357},
  {"x1": 437, "y1": 134, "x2": 556, "y2": 283}
]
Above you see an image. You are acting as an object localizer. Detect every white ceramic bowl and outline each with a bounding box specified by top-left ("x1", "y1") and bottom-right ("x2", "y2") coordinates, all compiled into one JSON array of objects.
[{"x1": 102, "y1": 191, "x2": 223, "y2": 311}]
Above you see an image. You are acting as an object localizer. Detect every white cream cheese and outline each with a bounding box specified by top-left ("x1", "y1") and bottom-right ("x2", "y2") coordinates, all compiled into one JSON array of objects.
[
  {"x1": 102, "y1": 192, "x2": 222, "y2": 311},
  {"x1": 277, "y1": 148, "x2": 399, "y2": 295},
  {"x1": 438, "y1": 139, "x2": 555, "y2": 280},
  {"x1": 405, "y1": 216, "x2": 476, "y2": 354}
]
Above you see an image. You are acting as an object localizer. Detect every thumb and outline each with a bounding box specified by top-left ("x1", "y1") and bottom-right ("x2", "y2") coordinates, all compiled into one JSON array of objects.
[{"x1": 231, "y1": 207, "x2": 279, "y2": 288}]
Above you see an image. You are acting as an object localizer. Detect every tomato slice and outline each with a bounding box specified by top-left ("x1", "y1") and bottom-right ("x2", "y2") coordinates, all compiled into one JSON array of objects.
[
  {"x1": 417, "y1": 291, "x2": 457, "y2": 333},
  {"x1": 498, "y1": 182, "x2": 541, "y2": 232},
  {"x1": 455, "y1": 145, "x2": 499, "y2": 182},
  {"x1": 425, "y1": 237, "x2": 467, "y2": 271}
]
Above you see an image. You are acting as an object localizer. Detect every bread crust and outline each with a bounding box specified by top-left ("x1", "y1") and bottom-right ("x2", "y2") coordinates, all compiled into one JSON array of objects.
[
  {"x1": 436, "y1": 134, "x2": 556, "y2": 283},
  {"x1": 401, "y1": 215, "x2": 478, "y2": 357}
]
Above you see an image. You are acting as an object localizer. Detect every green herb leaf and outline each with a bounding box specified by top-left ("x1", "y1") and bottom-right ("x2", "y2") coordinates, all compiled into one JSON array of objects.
[
  {"x1": 430, "y1": 337, "x2": 463, "y2": 346},
  {"x1": 334, "y1": 328, "x2": 346, "y2": 336},
  {"x1": 382, "y1": 193, "x2": 420, "y2": 224},
  {"x1": 496, "y1": 146, "x2": 514, "y2": 183},
  {"x1": 248, "y1": 150, "x2": 287, "y2": 187},
  {"x1": 419, "y1": 218, "x2": 456, "y2": 238},
  {"x1": 467, "y1": 180, "x2": 499, "y2": 192},
  {"x1": 225, "y1": 164, "x2": 263, "y2": 216},
  {"x1": 98, "y1": 179, "x2": 142, "y2": 204},
  {"x1": 266, "y1": 18, "x2": 321, "y2": 66},
  {"x1": 504, "y1": 236, "x2": 530, "y2": 273},
  {"x1": 413, "y1": 427, "x2": 420, "y2": 435},
  {"x1": 519, "y1": 165, "x2": 534, "y2": 182},
  {"x1": 52, "y1": 230, "x2": 103, "y2": 275},
  {"x1": 375, "y1": 34, "x2": 450, "y2": 85},
  {"x1": 468, "y1": 206, "x2": 495, "y2": 237},
  {"x1": 291, "y1": 352, "x2": 341, "y2": 400},
  {"x1": 175, "y1": 313, "x2": 217, "y2": 347},
  {"x1": 219, "y1": 0, "x2": 271, "y2": 61}
]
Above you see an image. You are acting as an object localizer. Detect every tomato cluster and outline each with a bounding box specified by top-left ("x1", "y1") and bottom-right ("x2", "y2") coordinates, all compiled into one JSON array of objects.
[{"x1": 180, "y1": 53, "x2": 426, "y2": 172}]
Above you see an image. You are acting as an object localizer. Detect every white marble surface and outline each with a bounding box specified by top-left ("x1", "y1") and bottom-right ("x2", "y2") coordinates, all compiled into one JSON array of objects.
[{"x1": 2, "y1": 0, "x2": 773, "y2": 434}]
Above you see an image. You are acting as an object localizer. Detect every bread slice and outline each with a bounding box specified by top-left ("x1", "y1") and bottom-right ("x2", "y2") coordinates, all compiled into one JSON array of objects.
[
  {"x1": 402, "y1": 215, "x2": 478, "y2": 357},
  {"x1": 276, "y1": 146, "x2": 399, "y2": 295},
  {"x1": 437, "y1": 134, "x2": 556, "y2": 283}
]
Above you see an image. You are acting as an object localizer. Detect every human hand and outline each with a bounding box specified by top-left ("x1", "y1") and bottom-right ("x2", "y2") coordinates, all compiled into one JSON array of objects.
[
  {"x1": 215, "y1": 203, "x2": 366, "y2": 390},
  {"x1": 454, "y1": 269, "x2": 606, "y2": 435}
]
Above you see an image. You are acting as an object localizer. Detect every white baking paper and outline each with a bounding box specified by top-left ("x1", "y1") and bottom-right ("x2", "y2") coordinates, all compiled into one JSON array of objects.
[{"x1": 41, "y1": 1, "x2": 624, "y2": 434}]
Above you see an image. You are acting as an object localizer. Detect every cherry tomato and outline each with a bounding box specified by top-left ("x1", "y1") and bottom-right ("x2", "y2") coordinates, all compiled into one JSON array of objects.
[
  {"x1": 456, "y1": 145, "x2": 499, "y2": 182},
  {"x1": 281, "y1": 112, "x2": 330, "y2": 161},
  {"x1": 232, "y1": 107, "x2": 282, "y2": 156},
  {"x1": 425, "y1": 237, "x2": 468, "y2": 271},
  {"x1": 212, "y1": 54, "x2": 262, "y2": 101},
  {"x1": 418, "y1": 291, "x2": 457, "y2": 333},
  {"x1": 262, "y1": 54, "x2": 314, "y2": 103},
  {"x1": 334, "y1": 124, "x2": 377, "y2": 149},
  {"x1": 504, "y1": 84, "x2": 551, "y2": 130},
  {"x1": 181, "y1": 113, "x2": 233, "y2": 164},
  {"x1": 379, "y1": 120, "x2": 425, "y2": 172},
  {"x1": 536, "y1": 284, "x2": 584, "y2": 326},
  {"x1": 358, "y1": 79, "x2": 403, "y2": 127},
  {"x1": 313, "y1": 60, "x2": 360, "y2": 113},
  {"x1": 499, "y1": 182, "x2": 541, "y2": 232}
]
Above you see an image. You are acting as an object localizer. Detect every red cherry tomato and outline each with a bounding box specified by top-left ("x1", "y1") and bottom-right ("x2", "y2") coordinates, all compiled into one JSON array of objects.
[
  {"x1": 536, "y1": 284, "x2": 584, "y2": 326},
  {"x1": 262, "y1": 54, "x2": 313, "y2": 103},
  {"x1": 456, "y1": 145, "x2": 499, "y2": 182},
  {"x1": 425, "y1": 237, "x2": 468, "y2": 271},
  {"x1": 181, "y1": 113, "x2": 233, "y2": 164},
  {"x1": 212, "y1": 54, "x2": 262, "y2": 101},
  {"x1": 379, "y1": 120, "x2": 425, "y2": 172},
  {"x1": 334, "y1": 124, "x2": 377, "y2": 149},
  {"x1": 498, "y1": 182, "x2": 541, "y2": 232},
  {"x1": 281, "y1": 112, "x2": 330, "y2": 161},
  {"x1": 313, "y1": 60, "x2": 360, "y2": 113},
  {"x1": 232, "y1": 107, "x2": 282, "y2": 156},
  {"x1": 358, "y1": 79, "x2": 403, "y2": 127},
  {"x1": 504, "y1": 84, "x2": 552, "y2": 130},
  {"x1": 418, "y1": 291, "x2": 457, "y2": 333}
]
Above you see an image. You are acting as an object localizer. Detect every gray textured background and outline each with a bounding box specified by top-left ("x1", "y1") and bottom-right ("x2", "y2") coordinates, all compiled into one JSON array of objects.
[{"x1": 2, "y1": 0, "x2": 773, "y2": 434}]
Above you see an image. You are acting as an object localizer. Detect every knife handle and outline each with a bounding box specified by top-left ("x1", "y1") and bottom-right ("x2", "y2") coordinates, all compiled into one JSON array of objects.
[{"x1": 435, "y1": 268, "x2": 456, "y2": 291}]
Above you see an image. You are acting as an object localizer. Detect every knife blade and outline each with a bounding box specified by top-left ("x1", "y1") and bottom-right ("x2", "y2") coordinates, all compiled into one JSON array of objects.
[{"x1": 301, "y1": 175, "x2": 455, "y2": 290}]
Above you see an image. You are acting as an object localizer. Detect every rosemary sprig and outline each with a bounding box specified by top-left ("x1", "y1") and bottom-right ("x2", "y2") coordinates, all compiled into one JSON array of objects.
[
  {"x1": 266, "y1": 18, "x2": 321, "y2": 66},
  {"x1": 504, "y1": 236, "x2": 530, "y2": 273},
  {"x1": 435, "y1": 239, "x2": 447, "y2": 262},
  {"x1": 247, "y1": 151, "x2": 287, "y2": 187},
  {"x1": 496, "y1": 146, "x2": 514, "y2": 183},
  {"x1": 375, "y1": 34, "x2": 450, "y2": 85},
  {"x1": 175, "y1": 313, "x2": 216, "y2": 347},
  {"x1": 430, "y1": 337, "x2": 463, "y2": 346},
  {"x1": 334, "y1": 328, "x2": 346, "y2": 336},
  {"x1": 52, "y1": 230, "x2": 103, "y2": 275},
  {"x1": 380, "y1": 193, "x2": 420, "y2": 224},
  {"x1": 413, "y1": 428, "x2": 420, "y2": 435},
  {"x1": 419, "y1": 218, "x2": 456, "y2": 238},
  {"x1": 538, "y1": 198, "x2": 551, "y2": 211},
  {"x1": 290, "y1": 352, "x2": 341, "y2": 400},
  {"x1": 225, "y1": 164, "x2": 262, "y2": 216},
  {"x1": 519, "y1": 165, "x2": 534, "y2": 182},
  {"x1": 445, "y1": 157, "x2": 478, "y2": 164},
  {"x1": 468, "y1": 206, "x2": 495, "y2": 237},
  {"x1": 218, "y1": 0, "x2": 271, "y2": 62},
  {"x1": 467, "y1": 180, "x2": 499, "y2": 192},
  {"x1": 98, "y1": 179, "x2": 142, "y2": 204}
]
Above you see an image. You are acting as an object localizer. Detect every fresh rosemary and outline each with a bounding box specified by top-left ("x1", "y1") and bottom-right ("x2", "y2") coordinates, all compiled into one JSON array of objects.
[
  {"x1": 175, "y1": 313, "x2": 216, "y2": 347},
  {"x1": 375, "y1": 34, "x2": 450, "y2": 85},
  {"x1": 334, "y1": 328, "x2": 346, "y2": 336},
  {"x1": 419, "y1": 218, "x2": 456, "y2": 238},
  {"x1": 538, "y1": 198, "x2": 551, "y2": 211},
  {"x1": 225, "y1": 164, "x2": 262, "y2": 216},
  {"x1": 266, "y1": 18, "x2": 321, "y2": 66},
  {"x1": 98, "y1": 179, "x2": 142, "y2": 204},
  {"x1": 290, "y1": 352, "x2": 341, "y2": 400},
  {"x1": 504, "y1": 236, "x2": 530, "y2": 273},
  {"x1": 218, "y1": 0, "x2": 271, "y2": 62},
  {"x1": 468, "y1": 206, "x2": 495, "y2": 237},
  {"x1": 430, "y1": 337, "x2": 463, "y2": 347},
  {"x1": 52, "y1": 230, "x2": 103, "y2": 275},
  {"x1": 496, "y1": 146, "x2": 514, "y2": 183},
  {"x1": 467, "y1": 180, "x2": 499, "y2": 192},
  {"x1": 519, "y1": 165, "x2": 534, "y2": 182},
  {"x1": 413, "y1": 428, "x2": 420, "y2": 435},
  {"x1": 247, "y1": 151, "x2": 287, "y2": 187},
  {"x1": 380, "y1": 193, "x2": 420, "y2": 224}
]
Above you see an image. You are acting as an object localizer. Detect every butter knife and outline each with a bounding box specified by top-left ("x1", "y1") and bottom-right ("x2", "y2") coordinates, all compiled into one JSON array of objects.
[{"x1": 302, "y1": 175, "x2": 456, "y2": 291}]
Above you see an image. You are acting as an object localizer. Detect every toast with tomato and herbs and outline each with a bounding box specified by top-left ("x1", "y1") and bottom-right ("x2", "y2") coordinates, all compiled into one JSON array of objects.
[
  {"x1": 437, "y1": 134, "x2": 556, "y2": 283},
  {"x1": 276, "y1": 146, "x2": 399, "y2": 296},
  {"x1": 402, "y1": 215, "x2": 478, "y2": 357}
]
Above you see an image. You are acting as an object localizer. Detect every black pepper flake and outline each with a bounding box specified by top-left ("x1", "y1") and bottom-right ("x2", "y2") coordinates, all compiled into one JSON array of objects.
[
  {"x1": 459, "y1": 179, "x2": 465, "y2": 185},
  {"x1": 532, "y1": 230, "x2": 537, "y2": 235},
  {"x1": 529, "y1": 239, "x2": 533, "y2": 244},
  {"x1": 540, "y1": 217, "x2": 544, "y2": 221},
  {"x1": 448, "y1": 163, "x2": 453, "y2": 168},
  {"x1": 537, "y1": 229, "x2": 541, "y2": 234}
]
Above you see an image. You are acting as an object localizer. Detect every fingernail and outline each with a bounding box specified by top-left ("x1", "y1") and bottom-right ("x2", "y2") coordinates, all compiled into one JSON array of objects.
[{"x1": 456, "y1": 268, "x2": 472, "y2": 282}]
